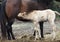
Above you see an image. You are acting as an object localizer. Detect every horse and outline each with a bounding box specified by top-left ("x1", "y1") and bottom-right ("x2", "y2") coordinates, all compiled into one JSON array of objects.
[
  {"x1": 18, "y1": 9, "x2": 60, "y2": 40},
  {"x1": 1, "y1": 0, "x2": 53, "y2": 40}
]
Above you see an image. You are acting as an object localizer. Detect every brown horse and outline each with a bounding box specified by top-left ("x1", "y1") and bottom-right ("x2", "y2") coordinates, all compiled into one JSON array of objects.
[{"x1": 1, "y1": 0, "x2": 53, "y2": 40}]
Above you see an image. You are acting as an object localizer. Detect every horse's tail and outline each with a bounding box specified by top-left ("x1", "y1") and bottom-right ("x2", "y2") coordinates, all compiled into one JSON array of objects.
[
  {"x1": 0, "y1": 0, "x2": 7, "y2": 39},
  {"x1": 0, "y1": 0, "x2": 7, "y2": 21},
  {"x1": 54, "y1": 11, "x2": 60, "y2": 15}
]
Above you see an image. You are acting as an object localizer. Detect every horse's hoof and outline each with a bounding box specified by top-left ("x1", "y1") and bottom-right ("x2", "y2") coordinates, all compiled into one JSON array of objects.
[
  {"x1": 41, "y1": 35, "x2": 44, "y2": 38},
  {"x1": 52, "y1": 38, "x2": 56, "y2": 41},
  {"x1": 12, "y1": 37, "x2": 15, "y2": 40},
  {"x1": 8, "y1": 38, "x2": 11, "y2": 40},
  {"x1": 13, "y1": 38, "x2": 15, "y2": 40}
]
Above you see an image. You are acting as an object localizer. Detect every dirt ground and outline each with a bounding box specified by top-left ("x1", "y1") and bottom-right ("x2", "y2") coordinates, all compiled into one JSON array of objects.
[{"x1": 0, "y1": 19, "x2": 60, "y2": 42}]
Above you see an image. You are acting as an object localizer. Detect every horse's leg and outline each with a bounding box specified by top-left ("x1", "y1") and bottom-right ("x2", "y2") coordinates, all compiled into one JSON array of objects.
[
  {"x1": 6, "y1": 20, "x2": 15, "y2": 40},
  {"x1": 6, "y1": 26, "x2": 11, "y2": 40},
  {"x1": 39, "y1": 22, "x2": 44, "y2": 38},
  {"x1": 49, "y1": 20, "x2": 56, "y2": 40},
  {"x1": 8, "y1": 20, "x2": 15, "y2": 40},
  {"x1": 6, "y1": 20, "x2": 12, "y2": 40},
  {"x1": 33, "y1": 22, "x2": 41, "y2": 40},
  {"x1": 1, "y1": 20, "x2": 7, "y2": 40},
  {"x1": 10, "y1": 26, "x2": 15, "y2": 40},
  {"x1": 33, "y1": 30, "x2": 36, "y2": 36}
]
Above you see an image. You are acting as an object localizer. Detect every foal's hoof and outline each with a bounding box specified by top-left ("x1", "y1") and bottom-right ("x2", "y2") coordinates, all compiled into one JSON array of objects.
[
  {"x1": 52, "y1": 38, "x2": 56, "y2": 41},
  {"x1": 35, "y1": 37, "x2": 41, "y2": 40},
  {"x1": 40, "y1": 38, "x2": 44, "y2": 40}
]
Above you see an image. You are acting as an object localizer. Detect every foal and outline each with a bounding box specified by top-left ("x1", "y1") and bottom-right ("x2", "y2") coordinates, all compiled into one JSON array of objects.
[{"x1": 18, "y1": 9, "x2": 60, "y2": 40}]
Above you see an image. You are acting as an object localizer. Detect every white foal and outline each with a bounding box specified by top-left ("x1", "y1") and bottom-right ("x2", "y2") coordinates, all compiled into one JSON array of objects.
[{"x1": 18, "y1": 9, "x2": 60, "y2": 40}]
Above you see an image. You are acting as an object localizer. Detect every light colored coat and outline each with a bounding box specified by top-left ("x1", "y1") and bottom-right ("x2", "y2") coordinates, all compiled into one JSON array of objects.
[{"x1": 18, "y1": 9, "x2": 60, "y2": 40}]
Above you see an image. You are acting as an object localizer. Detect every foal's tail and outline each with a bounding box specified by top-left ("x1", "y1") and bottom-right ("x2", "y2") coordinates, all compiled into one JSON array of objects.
[{"x1": 54, "y1": 11, "x2": 60, "y2": 15}]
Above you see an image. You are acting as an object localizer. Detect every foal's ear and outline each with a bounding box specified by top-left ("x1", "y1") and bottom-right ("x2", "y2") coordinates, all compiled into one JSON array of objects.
[
  {"x1": 21, "y1": 12, "x2": 25, "y2": 16},
  {"x1": 24, "y1": 12, "x2": 26, "y2": 14},
  {"x1": 18, "y1": 13, "x2": 22, "y2": 16},
  {"x1": 22, "y1": 12, "x2": 26, "y2": 16}
]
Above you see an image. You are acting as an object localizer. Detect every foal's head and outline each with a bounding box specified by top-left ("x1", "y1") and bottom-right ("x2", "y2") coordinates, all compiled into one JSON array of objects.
[{"x1": 18, "y1": 12, "x2": 26, "y2": 17}]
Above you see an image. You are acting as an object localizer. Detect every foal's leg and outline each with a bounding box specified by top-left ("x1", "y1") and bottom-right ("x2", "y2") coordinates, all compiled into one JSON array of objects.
[
  {"x1": 33, "y1": 22, "x2": 41, "y2": 40},
  {"x1": 39, "y1": 22, "x2": 44, "y2": 38},
  {"x1": 33, "y1": 22, "x2": 44, "y2": 38},
  {"x1": 49, "y1": 19, "x2": 56, "y2": 40}
]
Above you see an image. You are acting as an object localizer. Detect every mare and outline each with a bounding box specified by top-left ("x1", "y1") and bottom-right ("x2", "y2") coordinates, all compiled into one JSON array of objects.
[{"x1": 0, "y1": 0, "x2": 53, "y2": 40}]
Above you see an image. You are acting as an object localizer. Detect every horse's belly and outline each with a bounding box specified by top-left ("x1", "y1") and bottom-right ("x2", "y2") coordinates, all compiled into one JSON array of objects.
[
  {"x1": 31, "y1": 15, "x2": 47, "y2": 22},
  {"x1": 38, "y1": 14, "x2": 48, "y2": 21}
]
